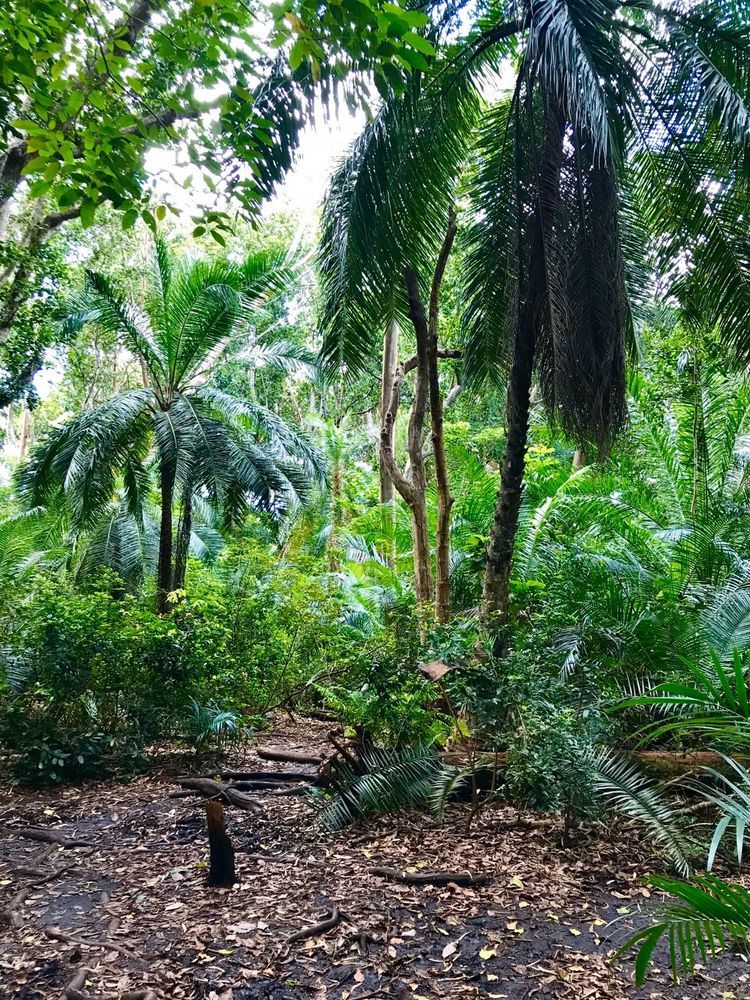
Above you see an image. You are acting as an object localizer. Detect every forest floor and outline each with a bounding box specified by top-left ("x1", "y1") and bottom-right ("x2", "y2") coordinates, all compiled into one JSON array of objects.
[{"x1": 1, "y1": 716, "x2": 749, "y2": 1000}]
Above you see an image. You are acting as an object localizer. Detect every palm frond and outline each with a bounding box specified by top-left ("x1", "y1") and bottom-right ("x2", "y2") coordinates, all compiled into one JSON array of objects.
[
  {"x1": 620, "y1": 873, "x2": 750, "y2": 985},
  {"x1": 594, "y1": 749, "x2": 693, "y2": 876}
]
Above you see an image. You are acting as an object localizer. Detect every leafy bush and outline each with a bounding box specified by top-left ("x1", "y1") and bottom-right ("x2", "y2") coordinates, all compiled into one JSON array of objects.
[
  {"x1": 316, "y1": 600, "x2": 449, "y2": 746},
  {"x1": 10, "y1": 731, "x2": 146, "y2": 785},
  {"x1": 505, "y1": 706, "x2": 601, "y2": 829},
  {"x1": 0, "y1": 556, "x2": 368, "y2": 781}
]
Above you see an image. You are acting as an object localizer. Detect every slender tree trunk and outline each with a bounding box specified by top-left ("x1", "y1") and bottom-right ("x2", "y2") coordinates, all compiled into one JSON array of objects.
[
  {"x1": 156, "y1": 459, "x2": 175, "y2": 614},
  {"x1": 482, "y1": 99, "x2": 566, "y2": 654},
  {"x1": 379, "y1": 319, "x2": 399, "y2": 568},
  {"x1": 379, "y1": 319, "x2": 398, "y2": 505},
  {"x1": 18, "y1": 406, "x2": 31, "y2": 459},
  {"x1": 427, "y1": 214, "x2": 457, "y2": 623},
  {"x1": 405, "y1": 210, "x2": 457, "y2": 623},
  {"x1": 406, "y1": 334, "x2": 433, "y2": 606},
  {"x1": 172, "y1": 483, "x2": 193, "y2": 592},
  {"x1": 380, "y1": 351, "x2": 433, "y2": 607}
]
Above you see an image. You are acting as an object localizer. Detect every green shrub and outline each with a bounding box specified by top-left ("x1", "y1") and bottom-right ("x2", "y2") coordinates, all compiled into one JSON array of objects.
[
  {"x1": 0, "y1": 555, "x2": 373, "y2": 781},
  {"x1": 317, "y1": 600, "x2": 450, "y2": 746},
  {"x1": 505, "y1": 705, "x2": 601, "y2": 830}
]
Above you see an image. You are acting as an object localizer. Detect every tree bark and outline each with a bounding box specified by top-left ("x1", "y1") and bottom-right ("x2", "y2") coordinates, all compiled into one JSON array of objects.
[
  {"x1": 379, "y1": 348, "x2": 432, "y2": 606},
  {"x1": 156, "y1": 457, "x2": 175, "y2": 614},
  {"x1": 482, "y1": 99, "x2": 566, "y2": 654},
  {"x1": 379, "y1": 319, "x2": 399, "y2": 568},
  {"x1": 482, "y1": 321, "x2": 536, "y2": 644},
  {"x1": 379, "y1": 319, "x2": 398, "y2": 506},
  {"x1": 427, "y1": 212, "x2": 457, "y2": 623},
  {"x1": 18, "y1": 406, "x2": 31, "y2": 460},
  {"x1": 172, "y1": 482, "x2": 192, "y2": 592}
]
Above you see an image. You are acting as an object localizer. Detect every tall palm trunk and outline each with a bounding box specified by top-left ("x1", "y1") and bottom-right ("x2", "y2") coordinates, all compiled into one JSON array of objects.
[
  {"x1": 482, "y1": 99, "x2": 566, "y2": 654},
  {"x1": 156, "y1": 459, "x2": 176, "y2": 614},
  {"x1": 172, "y1": 481, "x2": 193, "y2": 592},
  {"x1": 482, "y1": 317, "x2": 536, "y2": 636}
]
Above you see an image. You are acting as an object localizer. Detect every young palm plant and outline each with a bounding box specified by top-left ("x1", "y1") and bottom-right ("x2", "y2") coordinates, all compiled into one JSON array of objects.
[
  {"x1": 18, "y1": 239, "x2": 325, "y2": 611},
  {"x1": 319, "y1": 0, "x2": 750, "y2": 652}
]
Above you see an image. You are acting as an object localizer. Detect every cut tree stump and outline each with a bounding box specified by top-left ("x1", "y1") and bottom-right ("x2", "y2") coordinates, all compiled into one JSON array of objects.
[{"x1": 205, "y1": 800, "x2": 236, "y2": 888}]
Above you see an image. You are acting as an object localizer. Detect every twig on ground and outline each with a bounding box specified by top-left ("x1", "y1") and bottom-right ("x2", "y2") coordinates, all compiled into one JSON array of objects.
[
  {"x1": 61, "y1": 966, "x2": 91, "y2": 999},
  {"x1": 1, "y1": 886, "x2": 30, "y2": 928},
  {"x1": 45, "y1": 925, "x2": 140, "y2": 959}
]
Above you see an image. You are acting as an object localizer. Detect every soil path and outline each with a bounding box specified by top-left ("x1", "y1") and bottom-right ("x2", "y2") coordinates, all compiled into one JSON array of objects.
[{"x1": 1, "y1": 717, "x2": 747, "y2": 999}]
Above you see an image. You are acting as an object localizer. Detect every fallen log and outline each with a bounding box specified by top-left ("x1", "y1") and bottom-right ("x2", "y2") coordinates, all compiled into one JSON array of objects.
[
  {"x1": 174, "y1": 778, "x2": 262, "y2": 812},
  {"x1": 220, "y1": 769, "x2": 319, "y2": 783},
  {"x1": 224, "y1": 779, "x2": 300, "y2": 791},
  {"x1": 370, "y1": 865, "x2": 488, "y2": 887},
  {"x1": 17, "y1": 827, "x2": 94, "y2": 848},
  {"x1": 257, "y1": 747, "x2": 322, "y2": 765},
  {"x1": 286, "y1": 906, "x2": 341, "y2": 943},
  {"x1": 270, "y1": 784, "x2": 313, "y2": 797}
]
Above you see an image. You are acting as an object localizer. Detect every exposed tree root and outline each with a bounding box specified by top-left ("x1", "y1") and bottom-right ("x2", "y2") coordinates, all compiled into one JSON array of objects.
[
  {"x1": 286, "y1": 905, "x2": 342, "y2": 943},
  {"x1": 45, "y1": 925, "x2": 141, "y2": 960},
  {"x1": 61, "y1": 966, "x2": 90, "y2": 999},
  {"x1": 1, "y1": 886, "x2": 30, "y2": 928}
]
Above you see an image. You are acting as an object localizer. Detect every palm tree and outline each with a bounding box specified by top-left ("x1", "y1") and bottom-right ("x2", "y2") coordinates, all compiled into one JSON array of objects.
[
  {"x1": 318, "y1": 0, "x2": 750, "y2": 652},
  {"x1": 18, "y1": 239, "x2": 326, "y2": 611}
]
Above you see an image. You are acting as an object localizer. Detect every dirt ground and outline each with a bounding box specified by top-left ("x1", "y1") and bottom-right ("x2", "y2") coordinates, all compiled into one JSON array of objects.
[{"x1": 1, "y1": 716, "x2": 749, "y2": 1000}]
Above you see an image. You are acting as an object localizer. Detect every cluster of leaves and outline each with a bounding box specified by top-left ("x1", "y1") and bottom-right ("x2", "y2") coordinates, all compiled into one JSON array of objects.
[{"x1": 1, "y1": 0, "x2": 434, "y2": 231}]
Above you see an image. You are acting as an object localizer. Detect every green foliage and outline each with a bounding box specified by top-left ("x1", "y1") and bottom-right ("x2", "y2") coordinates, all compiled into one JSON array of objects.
[
  {"x1": 319, "y1": 745, "x2": 443, "y2": 829},
  {"x1": 505, "y1": 705, "x2": 600, "y2": 823},
  {"x1": 0, "y1": 0, "x2": 427, "y2": 229},
  {"x1": 317, "y1": 600, "x2": 449, "y2": 746},
  {"x1": 593, "y1": 751, "x2": 693, "y2": 876},
  {"x1": 182, "y1": 698, "x2": 252, "y2": 756},
  {"x1": 621, "y1": 874, "x2": 750, "y2": 986},
  {"x1": 619, "y1": 649, "x2": 750, "y2": 751}
]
